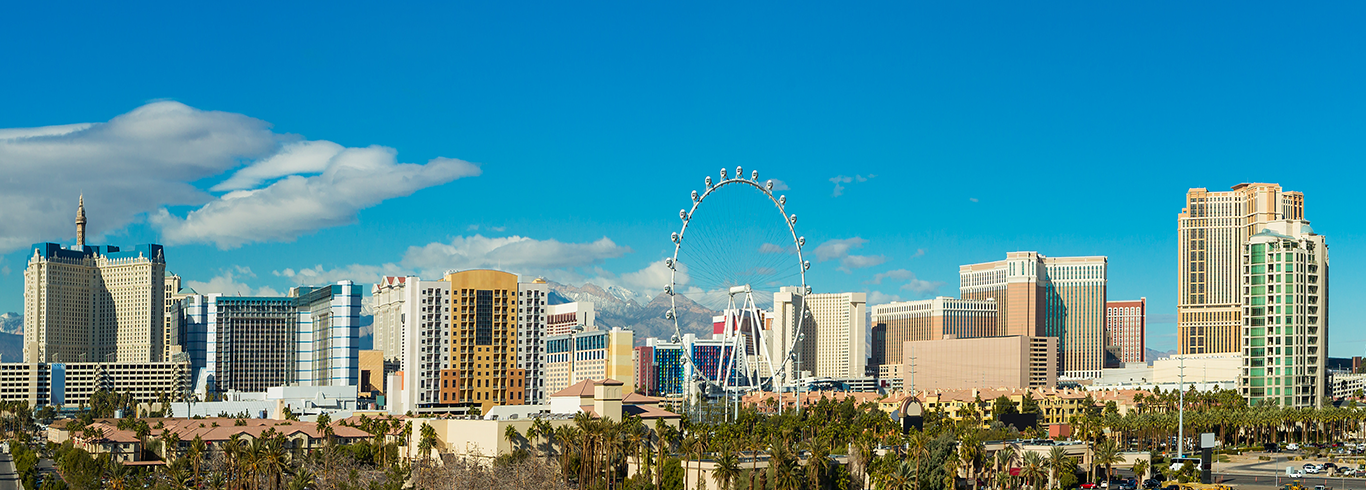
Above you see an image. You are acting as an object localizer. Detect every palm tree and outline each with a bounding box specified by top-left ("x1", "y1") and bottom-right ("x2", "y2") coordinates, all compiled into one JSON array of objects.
[
  {"x1": 1046, "y1": 446, "x2": 1069, "y2": 490},
  {"x1": 712, "y1": 446, "x2": 741, "y2": 490},
  {"x1": 1020, "y1": 452, "x2": 1046, "y2": 490},
  {"x1": 1131, "y1": 459, "x2": 1149, "y2": 483},
  {"x1": 418, "y1": 422, "x2": 439, "y2": 463},
  {"x1": 188, "y1": 435, "x2": 207, "y2": 488},
  {"x1": 287, "y1": 468, "x2": 316, "y2": 490},
  {"x1": 504, "y1": 425, "x2": 522, "y2": 455},
  {"x1": 1092, "y1": 439, "x2": 1125, "y2": 485},
  {"x1": 315, "y1": 413, "x2": 334, "y2": 447},
  {"x1": 959, "y1": 433, "x2": 984, "y2": 490},
  {"x1": 221, "y1": 434, "x2": 244, "y2": 490},
  {"x1": 804, "y1": 441, "x2": 831, "y2": 490}
]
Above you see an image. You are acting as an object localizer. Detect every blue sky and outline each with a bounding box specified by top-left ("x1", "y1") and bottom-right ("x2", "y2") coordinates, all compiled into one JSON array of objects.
[{"x1": 1, "y1": 2, "x2": 1362, "y2": 354}]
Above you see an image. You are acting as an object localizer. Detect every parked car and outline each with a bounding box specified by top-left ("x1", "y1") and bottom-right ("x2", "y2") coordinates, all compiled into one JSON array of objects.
[
  {"x1": 1304, "y1": 464, "x2": 1321, "y2": 474},
  {"x1": 1288, "y1": 443, "x2": 1301, "y2": 451},
  {"x1": 1288, "y1": 466, "x2": 1305, "y2": 478},
  {"x1": 1143, "y1": 478, "x2": 1164, "y2": 489}
]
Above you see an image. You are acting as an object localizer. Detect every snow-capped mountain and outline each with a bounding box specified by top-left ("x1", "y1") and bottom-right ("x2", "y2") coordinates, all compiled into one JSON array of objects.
[
  {"x1": 0, "y1": 313, "x2": 20, "y2": 335},
  {"x1": 546, "y1": 281, "x2": 718, "y2": 344}
]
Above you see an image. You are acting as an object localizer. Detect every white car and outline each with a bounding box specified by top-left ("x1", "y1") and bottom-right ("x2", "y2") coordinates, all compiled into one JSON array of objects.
[
  {"x1": 1287, "y1": 443, "x2": 1301, "y2": 451},
  {"x1": 1304, "y1": 465, "x2": 1320, "y2": 474},
  {"x1": 1287, "y1": 467, "x2": 1304, "y2": 478}
]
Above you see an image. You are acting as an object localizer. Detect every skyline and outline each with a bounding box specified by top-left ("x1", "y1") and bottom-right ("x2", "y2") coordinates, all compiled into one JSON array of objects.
[{"x1": 2, "y1": 3, "x2": 1363, "y2": 356}]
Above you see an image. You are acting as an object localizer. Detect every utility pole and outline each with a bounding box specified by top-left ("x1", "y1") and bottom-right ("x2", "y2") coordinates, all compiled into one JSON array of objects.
[{"x1": 1178, "y1": 355, "x2": 1186, "y2": 459}]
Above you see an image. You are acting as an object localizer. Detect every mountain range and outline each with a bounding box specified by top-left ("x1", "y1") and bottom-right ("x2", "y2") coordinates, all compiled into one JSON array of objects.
[
  {"x1": 0, "y1": 312, "x2": 20, "y2": 335},
  {"x1": 546, "y1": 281, "x2": 719, "y2": 344}
]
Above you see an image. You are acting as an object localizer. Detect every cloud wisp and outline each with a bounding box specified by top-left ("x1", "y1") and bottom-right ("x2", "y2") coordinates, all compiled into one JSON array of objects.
[
  {"x1": 813, "y1": 237, "x2": 887, "y2": 273},
  {"x1": 0, "y1": 101, "x2": 480, "y2": 252},
  {"x1": 829, "y1": 174, "x2": 875, "y2": 197}
]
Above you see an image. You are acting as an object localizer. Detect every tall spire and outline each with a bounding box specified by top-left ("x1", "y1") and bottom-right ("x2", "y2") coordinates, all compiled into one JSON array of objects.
[{"x1": 75, "y1": 194, "x2": 87, "y2": 248}]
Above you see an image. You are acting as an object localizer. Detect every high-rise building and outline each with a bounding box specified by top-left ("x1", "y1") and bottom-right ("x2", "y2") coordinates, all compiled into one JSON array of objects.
[
  {"x1": 633, "y1": 346, "x2": 655, "y2": 394},
  {"x1": 544, "y1": 327, "x2": 634, "y2": 396},
  {"x1": 641, "y1": 337, "x2": 686, "y2": 398},
  {"x1": 24, "y1": 197, "x2": 167, "y2": 364},
  {"x1": 182, "y1": 281, "x2": 360, "y2": 395},
  {"x1": 773, "y1": 290, "x2": 866, "y2": 380},
  {"x1": 1239, "y1": 220, "x2": 1328, "y2": 408},
  {"x1": 869, "y1": 297, "x2": 998, "y2": 377},
  {"x1": 381, "y1": 277, "x2": 453, "y2": 415},
  {"x1": 444, "y1": 270, "x2": 526, "y2": 414},
  {"x1": 960, "y1": 252, "x2": 1107, "y2": 380},
  {"x1": 517, "y1": 279, "x2": 550, "y2": 404},
  {"x1": 1106, "y1": 298, "x2": 1146, "y2": 364},
  {"x1": 546, "y1": 301, "x2": 594, "y2": 337},
  {"x1": 1179, "y1": 183, "x2": 1305, "y2": 355},
  {"x1": 163, "y1": 274, "x2": 191, "y2": 363},
  {"x1": 371, "y1": 276, "x2": 409, "y2": 361}
]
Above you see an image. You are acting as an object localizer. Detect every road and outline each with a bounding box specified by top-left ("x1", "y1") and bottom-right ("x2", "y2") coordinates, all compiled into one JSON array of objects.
[
  {"x1": 0, "y1": 452, "x2": 21, "y2": 490},
  {"x1": 1209, "y1": 452, "x2": 1366, "y2": 489}
]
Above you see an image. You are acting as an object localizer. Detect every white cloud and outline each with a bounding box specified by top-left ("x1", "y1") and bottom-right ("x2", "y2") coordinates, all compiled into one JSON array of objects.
[
  {"x1": 866, "y1": 290, "x2": 902, "y2": 305},
  {"x1": 759, "y1": 243, "x2": 788, "y2": 254},
  {"x1": 0, "y1": 101, "x2": 279, "y2": 252},
  {"x1": 866, "y1": 268, "x2": 944, "y2": 298},
  {"x1": 152, "y1": 146, "x2": 481, "y2": 248},
  {"x1": 0, "y1": 101, "x2": 481, "y2": 252},
  {"x1": 828, "y1": 174, "x2": 874, "y2": 197},
  {"x1": 812, "y1": 237, "x2": 886, "y2": 272},
  {"x1": 277, "y1": 263, "x2": 407, "y2": 286},
  {"x1": 186, "y1": 267, "x2": 284, "y2": 296},
  {"x1": 400, "y1": 234, "x2": 631, "y2": 279},
  {"x1": 211, "y1": 140, "x2": 343, "y2": 191},
  {"x1": 769, "y1": 179, "x2": 790, "y2": 191},
  {"x1": 911, "y1": 248, "x2": 926, "y2": 259},
  {"x1": 970, "y1": 197, "x2": 979, "y2": 203}
]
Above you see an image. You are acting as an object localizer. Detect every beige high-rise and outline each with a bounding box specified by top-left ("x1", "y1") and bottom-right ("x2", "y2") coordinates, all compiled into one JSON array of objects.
[
  {"x1": 24, "y1": 198, "x2": 166, "y2": 363},
  {"x1": 1178, "y1": 183, "x2": 1305, "y2": 355},
  {"x1": 772, "y1": 289, "x2": 865, "y2": 380},
  {"x1": 960, "y1": 252, "x2": 1107, "y2": 380}
]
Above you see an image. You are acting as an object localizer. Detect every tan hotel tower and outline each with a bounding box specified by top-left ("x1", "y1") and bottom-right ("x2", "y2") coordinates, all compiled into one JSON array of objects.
[
  {"x1": 442, "y1": 269, "x2": 527, "y2": 414},
  {"x1": 1178, "y1": 183, "x2": 1304, "y2": 354}
]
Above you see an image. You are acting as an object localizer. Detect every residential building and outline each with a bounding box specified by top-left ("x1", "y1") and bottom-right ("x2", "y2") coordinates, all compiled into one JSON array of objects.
[
  {"x1": 546, "y1": 301, "x2": 594, "y2": 337},
  {"x1": 24, "y1": 197, "x2": 167, "y2": 364},
  {"x1": 163, "y1": 274, "x2": 191, "y2": 363},
  {"x1": 0, "y1": 360, "x2": 189, "y2": 408},
  {"x1": 960, "y1": 252, "x2": 1108, "y2": 379},
  {"x1": 1239, "y1": 220, "x2": 1328, "y2": 408},
  {"x1": 773, "y1": 289, "x2": 866, "y2": 380},
  {"x1": 545, "y1": 327, "x2": 634, "y2": 395},
  {"x1": 517, "y1": 279, "x2": 550, "y2": 405},
  {"x1": 383, "y1": 277, "x2": 452, "y2": 416},
  {"x1": 634, "y1": 346, "x2": 655, "y2": 395},
  {"x1": 443, "y1": 269, "x2": 526, "y2": 415},
  {"x1": 1106, "y1": 298, "x2": 1146, "y2": 364},
  {"x1": 1179, "y1": 183, "x2": 1306, "y2": 355},
  {"x1": 902, "y1": 336, "x2": 1057, "y2": 392},
  {"x1": 870, "y1": 297, "x2": 998, "y2": 380},
  {"x1": 182, "y1": 281, "x2": 361, "y2": 396}
]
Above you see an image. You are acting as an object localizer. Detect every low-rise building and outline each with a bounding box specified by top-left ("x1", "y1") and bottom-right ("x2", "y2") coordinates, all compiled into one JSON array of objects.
[
  {"x1": 0, "y1": 361, "x2": 189, "y2": 408},
  {"x1": 902, "y1": 336, "x2": 1057, "y2": 392}
]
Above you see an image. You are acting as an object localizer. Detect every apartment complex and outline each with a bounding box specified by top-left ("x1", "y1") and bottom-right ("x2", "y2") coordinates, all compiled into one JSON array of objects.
[
  {"x1": 24, "y1": 198, "x2": 167, "y2": 364},
  {"x1": 1239, "y1": 220, "x2": 1329, "y2": 408},
  {"x1": 901, "y1": 336, "x2": 1057, "y2": 392},
  {"x1": 443, "y1": 270, "x2": 526, "y2": 414},
  {"x1": 773, "y1": 290, "x2": 866, "y2": 379},
  {"x1": 182, "y1": 282, "x2": 361, "y2": 395},
  {"x1": 869, "y1": 297, "x2": 997, "y2": 377},
  {"x1": 517, "y1": 279, "x2": 550, "y2": 404},
  {"x1": 960, "y1": 252, "x2": 1107, "y2": 379},
  {"x1": 1179, "y1": 183, "x2": 1306, "y2": 355},
  {"x1": 544, "y1": 327, "x2": 634, "y2": 396},
  {"x1": 1106, "y1": 299, "x2": 1146, "y2": 364}
]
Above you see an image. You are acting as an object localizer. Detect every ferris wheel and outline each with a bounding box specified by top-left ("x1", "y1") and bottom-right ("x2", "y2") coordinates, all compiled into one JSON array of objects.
[{"x1": 663, "y1": 166, "x2": 811, "y2": 406}]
